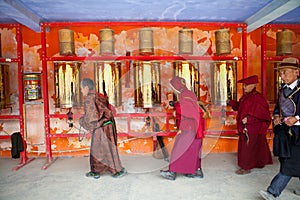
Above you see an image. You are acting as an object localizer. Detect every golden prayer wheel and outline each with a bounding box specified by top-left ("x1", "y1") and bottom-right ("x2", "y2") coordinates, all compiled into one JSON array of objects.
[
  {"x1": 94, "y1": 61, "x2": 121, "y2": 106},
  {"x1": 0, "y1": 65, "x2": 9, "y2": 109},
  {"x1": 134, "y1": 61, "x2": 161, "y2": 108},
  {"x1": 139, "y1": 28, "x2": 154, "y2": 55},
  {"x1": 215, "y1": 29, "x2": 231, "y2": 55},
  {"x1": 58, "y1": 29, "x2": 75, "y2": 56},
  {"x1": 179, "y1": 28, "x2": 193, "y2": 55},
  {"x1": 211, "y1": 61, "x2": 236, "y2": 105},
  {"x1": 276, "y1": 29, "x2": 293, "y2": 56},
  {"x1": 100, "y1": 28, "x2": 115, "y2": 55},
  {"x1": 54, "y1": 62, "x2": 81, "y2": 108},
  {"x1": 173, "y1": 61, "x2": 200, "y2": 98},
  {"x1": 23, "y1": 73, "x2": 42, "y2": 101}
]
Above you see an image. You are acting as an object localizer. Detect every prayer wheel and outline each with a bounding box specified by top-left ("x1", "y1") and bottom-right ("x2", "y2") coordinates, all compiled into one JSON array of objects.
[
  {"x1": 100, "y1": 28, "x2": 115, "y2": 55},
  {"x1": 58, "y1": 29, "x2": 75, "y2": 56},
  {"x1": 94, "y1": 61, "x2": 121, "y2": 106},
  {"x1": 276, "y1": 29, "x2": 293, "y2": 56},
  {"x1": 139, "y1": 28, "x2": 154, "y2": 55},
  {"x1": 0, "y1": 65, "x2": 9, "y2": 109},
  {"x1": 173, "y1": 61, "x2": 200, "y2": 98},
  {"x1": 24, "y1": 73, "x2": 42, "y2": 101},
  {"x1": 134, "y1": 61, "x2": 161, "y2": 108},
  {"x1": 54, "y1": 62, "x2": 81, "y2": 108},
  {"x1": 215, "y1": 29, "x2": 231, "y2": 55},
  {"x1": 179, "y1": 28, "x2": 193, "y2": 55},
  {"x1": 211, "y1": 61, "x2": 236, "y2": 105}
]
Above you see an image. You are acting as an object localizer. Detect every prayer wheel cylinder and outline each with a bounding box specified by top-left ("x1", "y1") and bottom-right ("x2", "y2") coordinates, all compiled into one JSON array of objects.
[
  {"x1": 94, "y1": 61, "x2": 121, "y2": 106},
  {"x1": 0, "y1": 65, "x2": 9, "y2": 109},
  {"x1": 215, "y1": 29, "x2": 231, "y2": 55},
  {"x1": 173, "y1": 61, "x2": 200, "y2": 98},
  {"x1": 211, "y1": 62, "x2": 237, "y2": 105},
  {"x1": 100, "y1": 28, "x2": 115, "y2": 55},
  {"x1": 54, "y1": 62, "x2": 81, "y2": 108},
  {"x1": 179, "y1": 28, "x2": 193, "y2": 55},
  {"x1": 24, "y1": 73, "x2": 42, "y2": 101},
  {"x1": 58, "y1": 29, "x2": 75, "y2": 56},
  {"x1": 134, "y1": 61, "x2": 161, "y2": 108},
  {"x1": 139, "y1": 28, "x2": 154, "y2": 55},
  {"x1": 276, "y1": 29, "x2": 293, "y2": 56}
]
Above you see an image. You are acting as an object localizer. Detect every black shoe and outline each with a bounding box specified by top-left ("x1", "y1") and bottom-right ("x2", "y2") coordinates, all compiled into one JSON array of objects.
[
  {"x1": 196, "y1": 168, "x2": 204, "y2": 178},
  {"x1": 160, "y1": 170, "x2": 176, "y2": 180},
  {"x1": 85, "y1": 171, "x2": 100, "y2": 179},
  {"x1": 184, "y1": 168, "x2": 204, "y2": 178},
  {"x1": 113, "y1": 168, "x2": 127, "y2": 178}
]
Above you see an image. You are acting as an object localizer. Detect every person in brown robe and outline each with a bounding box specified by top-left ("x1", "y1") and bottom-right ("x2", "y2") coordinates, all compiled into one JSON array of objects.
[
  {"x1": 228, "y1": 75, "x2": 273, "y2": 175},
  {"x1": 79, "y1": 78, "x2": 126, "y2": 179}
]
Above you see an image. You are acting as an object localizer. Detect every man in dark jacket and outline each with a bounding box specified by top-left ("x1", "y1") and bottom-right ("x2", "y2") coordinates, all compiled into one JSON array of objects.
[{"x1": 260, "y1": 57, "x2": 300, "y2": 199}]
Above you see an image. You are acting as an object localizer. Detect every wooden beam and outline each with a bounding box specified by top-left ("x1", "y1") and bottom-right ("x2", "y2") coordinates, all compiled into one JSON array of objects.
[
  {"x1": 246, "y1": 0, "x2": 300, "y2": 33},
  {"x1": 3, "y1": 0, "x2": 41, "y2": 32}
]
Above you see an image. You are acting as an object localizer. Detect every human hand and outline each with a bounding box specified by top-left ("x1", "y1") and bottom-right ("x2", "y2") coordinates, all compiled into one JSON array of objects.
[
  {"x1": 273, "y1": 115, "x2": 281, "y2": 126},
  {"x1": 284, "y1": 116, "x2": 298, "y2": 127},
  {"x1": 242, "y1": 117, "x2": 247, "y2": 124}
]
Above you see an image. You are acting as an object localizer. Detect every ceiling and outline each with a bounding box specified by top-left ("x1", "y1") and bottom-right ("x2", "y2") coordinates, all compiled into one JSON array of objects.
[{"x1": 0, "y1": 0, "x2": 299, "y2": 32}]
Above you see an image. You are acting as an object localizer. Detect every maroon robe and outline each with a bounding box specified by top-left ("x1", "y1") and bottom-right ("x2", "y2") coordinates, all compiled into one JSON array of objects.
[
  {"x1": 79, "y1": 92, "x2": 123, "y2": 174},
  {"x1": 229, "y1": 89, "x2": 273, "y2": 170},
  {"x1": 169, "y1": 88, "x2": 203, "y2": 174}
]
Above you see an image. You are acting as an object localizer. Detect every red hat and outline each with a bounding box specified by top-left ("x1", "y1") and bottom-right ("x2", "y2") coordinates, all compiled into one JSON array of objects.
[
  {"x1": 237, "y1": 75, "x2": 258, "y2": 85},
  {"x1": 170, "y1": 76, "x2": 186, "y2": 92},
  {"x1": 276, "y1": 57, "x2": 299, "y2": 70}
]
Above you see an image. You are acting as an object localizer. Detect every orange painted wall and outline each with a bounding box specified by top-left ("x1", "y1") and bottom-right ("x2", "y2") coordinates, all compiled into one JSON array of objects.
[{"x1": 0, "y1": 23, "x2": 299, "y2": 158}]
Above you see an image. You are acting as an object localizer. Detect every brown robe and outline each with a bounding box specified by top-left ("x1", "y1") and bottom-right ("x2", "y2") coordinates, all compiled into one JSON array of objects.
[{"x1": 79, "y1": 91, "x2": 122, "y2": 174}]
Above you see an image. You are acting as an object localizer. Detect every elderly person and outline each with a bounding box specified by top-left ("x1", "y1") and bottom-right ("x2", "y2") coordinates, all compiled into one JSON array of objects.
[
  {"x1": 160, "y1": 76, "x2": 204, "y2": 180},
  {"x1": 79, "y1": 78, "x2": 126, "y2": 179},
  {"x1": 260, "y1": 57, "x2": 300, "y2": 199},
  {"x1": 228, "y1": 75, "x2": 273, "y2": 175}
]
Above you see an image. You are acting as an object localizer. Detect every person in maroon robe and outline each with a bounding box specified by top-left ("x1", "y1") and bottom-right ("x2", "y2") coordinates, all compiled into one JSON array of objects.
[
  {"x1": 160, "y1": 76, "x2": 204, "y2": 180},
  {"x1": 228, "y1": 75, "x2": 273, "y2": 175},
  {"x1": 79, "y1": 78, "x2": 126, "y2": 179}
]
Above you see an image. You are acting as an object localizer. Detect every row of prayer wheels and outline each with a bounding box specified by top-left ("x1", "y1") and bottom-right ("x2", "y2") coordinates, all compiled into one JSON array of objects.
[{"x1": 58, "y1": 27, "x2": 233, "y2": 56}]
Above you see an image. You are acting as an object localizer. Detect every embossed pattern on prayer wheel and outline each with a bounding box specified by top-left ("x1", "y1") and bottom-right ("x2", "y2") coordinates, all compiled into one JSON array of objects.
[
  {"x1": 179, "y1": 28, "x2": 193, "y2": 55},
  {"x1": 54, "y1": 62, "x2": 81, "y2": 108},
  {"x1": 58, "y1": 29, "x2": 75, "y2": 56},
  {"x1": 211, "y1": 62, "x2": 237, "y2": 106},
  {"x1": 134, "y1": 61, "x2": 161, "y2": 108},
  {"x1": 100, "y1": 28, "x2": 115, "y2": 55},
  {"x1": 139, "y1": 28, "x2": 154, "y2": 55},
  {"x1": 94, "y1": 61, "x2": 121, "y2": 106},
  {"x1": 0, "y1": 65, "x2": 9, "y2": 109},
  {"x1": 215, "y1": 29, "x2": 231, "y2": 55},
  {"x1": 276, "y1": 29, "x2": 293, "y2": 56},
  {"x1": 24, "y1": 73, "x2": 42, "y2": 101}
]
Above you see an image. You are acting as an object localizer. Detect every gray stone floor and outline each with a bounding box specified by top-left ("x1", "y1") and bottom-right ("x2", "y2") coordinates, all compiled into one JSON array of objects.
[{"x1": 0, "y1": 153, "x2": 299, "y2": 200}]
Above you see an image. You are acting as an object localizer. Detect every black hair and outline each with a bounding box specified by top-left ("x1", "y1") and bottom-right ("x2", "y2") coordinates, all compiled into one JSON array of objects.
[{"x1": 81, "y1": 78, "x2": 95, "y2": 90}]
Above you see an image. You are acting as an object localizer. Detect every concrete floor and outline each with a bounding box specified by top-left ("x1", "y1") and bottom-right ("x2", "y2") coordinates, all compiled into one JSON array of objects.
[{"x1": 0, "y1": 153, "x2": 299, "y2": 200}]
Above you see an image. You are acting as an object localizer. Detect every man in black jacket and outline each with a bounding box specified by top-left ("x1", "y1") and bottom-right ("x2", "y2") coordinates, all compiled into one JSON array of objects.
[{"x1": 260, "y1": 57, "x2": 300, "y2": 199}]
